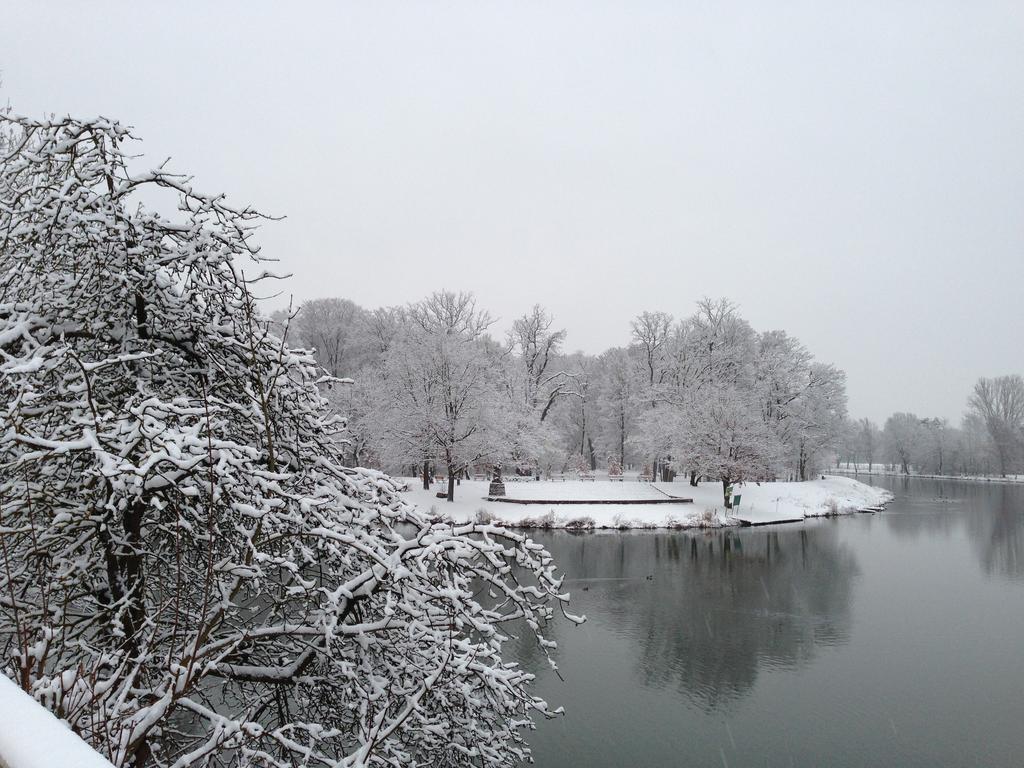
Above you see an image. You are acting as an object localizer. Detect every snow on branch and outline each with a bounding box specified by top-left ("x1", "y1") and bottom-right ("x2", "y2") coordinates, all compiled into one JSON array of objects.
[{"x1": 0, "y1": 113, "x2": 579, "y2": 768}]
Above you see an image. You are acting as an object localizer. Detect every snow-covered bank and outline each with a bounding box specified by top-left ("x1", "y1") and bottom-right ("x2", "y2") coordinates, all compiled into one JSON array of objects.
[
  {"x1": 399, "y1": 475, "x2": 892, "y2": 530},
  {"x1": 831, "y1": 466, "x2": 1024, "y2": 485}
]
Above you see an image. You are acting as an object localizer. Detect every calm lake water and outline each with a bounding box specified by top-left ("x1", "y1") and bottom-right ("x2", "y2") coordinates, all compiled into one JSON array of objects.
[{"x1": 515, "y1": 477, "x2": 1024, "y2": 767}]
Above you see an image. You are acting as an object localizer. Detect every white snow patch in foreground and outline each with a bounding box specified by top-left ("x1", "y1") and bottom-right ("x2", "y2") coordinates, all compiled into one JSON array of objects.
[
  {"x1": 0, "y1": 673, "x2": 114, "y2": 768},
  {"x1": 399, "y1": 475, "x2": 892, "y2": 530}
]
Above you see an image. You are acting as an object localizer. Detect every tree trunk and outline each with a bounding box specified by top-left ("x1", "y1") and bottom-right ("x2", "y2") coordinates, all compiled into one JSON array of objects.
[
  {"x1": 722, "y1": 478, "x2": 733, "y2": 509},
  {"x1": 689, "y1": 470, "x2": 698, "y2": 487},
  {"x1": 422, "y1": 460, "x2": 430, "y2": 490},
  {"x1": 446, "y1": 462, "x2": 456, "y2": 501},
  {"x1": 123, "y1": 499, "x2": 147, "y2": 653},
  {"x1": 619, "y1": 409, "x2": 626, "y2": 468}
]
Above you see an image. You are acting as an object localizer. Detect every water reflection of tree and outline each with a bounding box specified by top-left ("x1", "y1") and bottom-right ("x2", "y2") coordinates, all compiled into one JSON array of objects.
[
  {"x1": 538, "y1": 527, "x2": 859, "y2": 712},
  {"x1": 877, "y1": 478, "x2": 1024, "y2": 579},
  {"x1": 966, "y1": 485, "x2": 1024, "y2": 579}
]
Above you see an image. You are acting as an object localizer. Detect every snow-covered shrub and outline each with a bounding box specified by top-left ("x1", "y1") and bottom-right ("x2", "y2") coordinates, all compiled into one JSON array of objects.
[
  {"x1": 563, "y1": 515, "x2": 595, "y2": 530},
  {"x1": 474, "y1": 507, "x2": 496, "y2": 524},
  {"x1": 0, "y1": 113, "x2": 580, "y2": 768},
  {"x1": 517, "y1": 510, "x2": 557, "y2": 529},
  {"x1": 694, "y1": 509, "x2": 725, "y2": 528},
  {"x1": 538, "y1": 510, "x2": 558, "y2": 528},
  {"x1": 611, "y1": 512, "x2": 632, "y2": 530},
  {"x1": 825, "y1": 496, "x2": 840, "y2": 515}
]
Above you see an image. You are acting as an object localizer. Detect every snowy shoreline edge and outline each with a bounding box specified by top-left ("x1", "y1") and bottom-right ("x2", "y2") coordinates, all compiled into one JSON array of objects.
[{"x1": 401, "y1": 476, "x2": 894, "y2": 533}]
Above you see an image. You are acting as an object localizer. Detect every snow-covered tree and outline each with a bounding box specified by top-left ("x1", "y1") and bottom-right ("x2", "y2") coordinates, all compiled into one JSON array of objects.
[
  {"x1": 968, "y1": 375, "x2": 1024, "y2": 476},
  {"x1": 287, "y1": 297, "x2": 375, "y2": 378},
  {"x1": 631, "y1": 299, "x2": 845, "y2": 488},
  {"x1": 959, "y1": 411, "x2": 995, "y2": 475},
  {"x1": 857, "y1": 418, "x2": 880, "y2": 471},
  {"x1": 507, "y1": 304, "x2": 571, "y2": 421},
  {"x1": 630, "y1": 311, "x2": 674, "y2": 478},
  {"x1": 883, "y1": 412, "x2": 924, "y2": 474},
  {"x1": 503, "y1": 305, "x2": 578, "y2": 475},
  {"x1": 593, "y1": 348, "x2": 639, "y2": 469},
  {"x1": 918, "y1": 417, "x2": 953, "y2": 475},
  {"x1": 676, "y1": 385, "x2": 782, "y2": 508},
  {"x1": 688, "y1": 298, "x2": 756, "y2": 388},
  {"x1": 630, "y1": 310, "x2": 674, "y2": 389},
  {"x1": 0, "y1": 114, "x2": 579, "y2": 768},
  {"x1": 372, "y1": 291, "x2": 525, "y2": 500},
  {"x1": 554, "y1": 352, "x2": 599, "y2": 471},
  {"x1": 785, "y1": 363, "x2": 847, "y2": 480}
]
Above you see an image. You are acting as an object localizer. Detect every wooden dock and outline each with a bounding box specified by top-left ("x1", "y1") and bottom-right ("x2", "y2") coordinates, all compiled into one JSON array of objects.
[
  {"x1": 857, "y1": 504, "x2": 887, "y2": 513},
  {"x1": 735, "y1": 515, "x2": 804, "y2": 527},
  {"x1": 736, "y1": 498, "x2": 891, "y2": 525}
]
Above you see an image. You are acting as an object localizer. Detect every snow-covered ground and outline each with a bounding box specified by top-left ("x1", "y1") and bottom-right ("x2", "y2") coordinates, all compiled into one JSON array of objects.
[
  {"x1": 399, "y1": 475, "x2": 892, "y2": 530},
  {"x1": 476, "y1": 480, "x2": 677, "y2": 501},
  {"x1": 0, "y1": 673, "x2": 114, "y2": 768}
]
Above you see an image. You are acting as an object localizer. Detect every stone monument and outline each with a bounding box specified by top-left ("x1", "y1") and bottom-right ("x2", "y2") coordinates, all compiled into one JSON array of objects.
[{"x1": 488, "y1": 465, "x2": 506, "y2": 497}]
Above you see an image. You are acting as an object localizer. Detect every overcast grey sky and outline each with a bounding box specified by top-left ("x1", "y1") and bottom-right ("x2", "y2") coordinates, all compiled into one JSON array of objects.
[{"x1": 2, "y1": 1, "x2": 1022, "y2": 423}]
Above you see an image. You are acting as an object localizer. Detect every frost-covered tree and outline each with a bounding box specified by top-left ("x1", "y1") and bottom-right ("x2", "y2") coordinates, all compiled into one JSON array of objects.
[
  {"x1": 0, "y1": 114, "x2": 578, "y2": 768},
  {"x1": 630, "y1": 310, "x2": 674, "y2": 389},
  {"x1": 556, "y1": 352, "x2": 600, "y2": 470},
  {"x1": 968, "y1": 375, "x2": 1024, "y2": 476},
  {"x1": 372, "y1": 291, "x2": 525, "y2": 500},
  {"x1": 883, "y1": 412, "x2": 923, "y2": 474},
  {"x1": 593, "y1": 348, "x2": 639, "y2": 469},
  {"x1": 918, "y1": 417, "x2": 953, "y2": 475},
  {"x1": 507, "y1": 304, "x2": 571, "y2": 421},
  {"x1": 503, "y1": 305, "x2": 578, "y2": 475},
  {"x1": 676, "y1": 385, "x2": 781, "y2": 508},
  {"x1": 857, "y1": 418, "x2": 880, "y2": 471},
  {"x1": 786, "y1": 363, "x2": 847, "y2": 480},
  {"x1": 688, "y1": 298, "x2": 756, "y2": 388},
  {"x1": 959, "y1": 412, "x2": 995, "y2": 475},
  {"x1": 631, "y1": 299, "x2": 845, "y2": 487},
  {"x1": 287, "y1": 297, "x2": 374, "y2": 378},
  {"x1": 630, "y1": 311, "x2": 675, "y2": 478}
]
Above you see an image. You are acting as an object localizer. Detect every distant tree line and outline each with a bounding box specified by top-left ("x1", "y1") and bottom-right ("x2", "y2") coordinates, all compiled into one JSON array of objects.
[
  {"x1": 274, "y1": 294, "x2": 848, "y2": 505},
  {"x1": 838, "y1": 375, "x2": 1024, "y2": 477}
]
